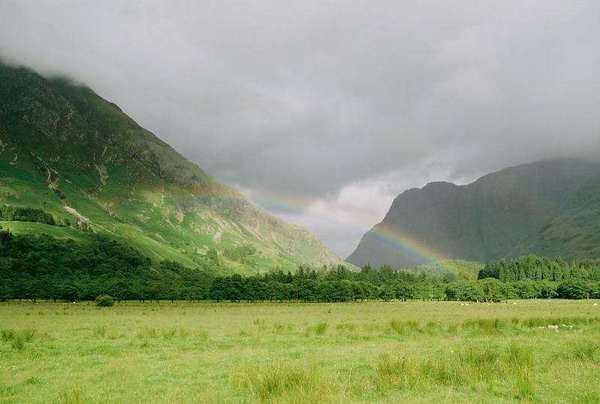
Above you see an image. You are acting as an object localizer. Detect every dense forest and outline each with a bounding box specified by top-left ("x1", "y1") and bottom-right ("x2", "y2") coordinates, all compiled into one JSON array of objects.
[{"x1": 2, "y1": 228, "x2": 600, "y2": 303}]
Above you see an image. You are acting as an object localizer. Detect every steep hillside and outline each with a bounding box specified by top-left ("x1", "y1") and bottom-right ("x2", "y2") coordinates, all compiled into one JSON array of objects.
[
  {"x1": 0, "y1": 62, "x2": 340, "y2": 272},
  {"x1": 530, "y1": 174, "x2": 600, "y2": 259},
  {"x1": 348, "y1": 160, "x2": 600, "y2": 268}
]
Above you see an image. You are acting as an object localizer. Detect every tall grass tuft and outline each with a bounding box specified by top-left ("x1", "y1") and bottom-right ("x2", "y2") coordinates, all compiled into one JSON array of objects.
[
  {"x1": 1, "y1": 329, "x2": 16, "y2": 342},
  {"x1": 305, "y1": 322, "x2": 329, "y2": 336},
  {"x1": 135, "y1": 327, "x2": 188, "y2": 340},
  {"x1": 514, "y1": 369, "x2": 535, "y2": 401},
  {"x1": 374, "y1": 342, "x2": 535, "y2": 399},
  {"x1": 335, "y1": 322, "x2": 356, "y2": 334},
  {"x1": 506, "y1": 342, "x2": 534, "y2": 369},
  {"x1": 253, "y1": 318, "x2": 266, "y2": 331},
  {"x1": 92, "y1": 326, "x2": 107, "y2": 338},
  {"x1": 58, "y1": 388, "x2": 87, "y2": 404},
  {"x1": 421, "y1": 357, "x2": 466, "y2": 386},
  {"x1": 461, "y1": 319, "x2": 507, "y2": 335},
  {"x1": 571, "y1": 340, "x2": 599, "y2": 362},
  {"x1": 375, "y1": 354, "x2": 416, "y2": 390},
  {"x1": 25, "y1": 376, "x2": 41, "y2": 385},
  {"x1": 234, "y1": 363, "x2": 332, "y2": 403},
  {"x1": 388, "y1": 320, "x2": 420, "y2": 336},
  {"x1": 314, "y1": 322, "x2": 328, "y2": 336},
  {"x1": 1, "y1": 329, "x2": 35, "y2": 351}
]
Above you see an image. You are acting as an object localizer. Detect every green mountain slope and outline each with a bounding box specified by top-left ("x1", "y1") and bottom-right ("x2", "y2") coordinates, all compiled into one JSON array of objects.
[
  {"x1": 530, "y1": 174, "x2": 600, "y2": 258},
  {"x1": 348, "y1": 160, "x2": 600, "y2": 268},
  {"x1": 0, "y1": 62, "x2": 340, "y2": 272}
]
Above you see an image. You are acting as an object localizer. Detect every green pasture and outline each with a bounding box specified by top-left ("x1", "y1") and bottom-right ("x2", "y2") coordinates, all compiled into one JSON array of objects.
[{"x1": 2, "y1": 300, "x2": 600, "y2": 403}]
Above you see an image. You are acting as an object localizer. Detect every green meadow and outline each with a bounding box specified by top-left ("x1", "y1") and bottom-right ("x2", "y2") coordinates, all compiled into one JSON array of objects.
[{"x1": 2, "y1": 300, "x2": 600, "y2": 403}]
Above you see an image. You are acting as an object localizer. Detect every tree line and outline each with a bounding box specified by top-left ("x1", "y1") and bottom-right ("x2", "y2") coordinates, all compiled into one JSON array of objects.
[
  {"x1": 2, "y1": 229, "x2": 600, "y2": 302},
  {"x1": 0, "y1": 206, "x2": 56, "y2": 225},
  {"x1": 478, "y1": 255, "x2": 600, "y2": 282}
]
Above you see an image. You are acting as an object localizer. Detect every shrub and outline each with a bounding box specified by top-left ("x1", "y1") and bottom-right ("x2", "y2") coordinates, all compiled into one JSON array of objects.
[
  {"x1": 479, "y1": 278, "x2": 506, "y2": 302},
  {"x1": 445, "y1": 281, "x2": 484, "y2": 302},
  {"x1": 95, "y1": 295, "x2": 115, "y2": 307},
  {"x1": 556, "y1": 280, "x2": 589, "y2": 299},
  {"x1": 588, "y1": 282, "x2": 600, "y2": 299},
  {"x1": 538, "y1": 281, "x2": 558, "y2": 299}
]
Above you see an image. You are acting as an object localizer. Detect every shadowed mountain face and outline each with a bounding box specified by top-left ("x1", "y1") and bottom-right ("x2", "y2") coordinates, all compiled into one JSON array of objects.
[
  {"x1": 0, "y1": 63, "x2": 340, "y2": 272},
  {"x1": 348, "y1": 160, "x2": 600, "y2": 268}
]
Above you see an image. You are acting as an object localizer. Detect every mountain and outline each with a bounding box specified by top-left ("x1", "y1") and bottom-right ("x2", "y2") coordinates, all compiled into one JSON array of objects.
[
  {"x1": 0, "y1": 62, "x2": 340, "y2": 272},
  {"x1": 348, "y1": 160, "x2": 600, "y2": 268}
]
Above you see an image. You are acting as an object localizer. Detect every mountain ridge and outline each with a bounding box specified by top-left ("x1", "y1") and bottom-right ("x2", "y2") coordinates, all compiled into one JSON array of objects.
[{"x1": 348, "y1": 159, "x2": 600, "y2": 268}]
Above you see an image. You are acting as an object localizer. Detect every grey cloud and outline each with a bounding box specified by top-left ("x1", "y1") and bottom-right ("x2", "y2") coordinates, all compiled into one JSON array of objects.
[{"x1": 1, "y1": 0, "x2": 599, "y2": 254}]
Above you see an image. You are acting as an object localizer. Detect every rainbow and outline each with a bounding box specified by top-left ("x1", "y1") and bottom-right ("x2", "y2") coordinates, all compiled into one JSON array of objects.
[
  {"x1": 367, "y1": 223, "x2": 448, "y2": 268},
  {"x1": 244, "y1": 189, "x2": 313, "y2": 214},
  {"x1": 239, "y1": 188, "x2": 449, "y2": 269}
]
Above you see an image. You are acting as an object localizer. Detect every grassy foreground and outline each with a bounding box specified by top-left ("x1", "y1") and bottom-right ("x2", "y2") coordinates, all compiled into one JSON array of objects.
[{"x1": 2, "y1": 301, "x2": 600, "y2": 403}]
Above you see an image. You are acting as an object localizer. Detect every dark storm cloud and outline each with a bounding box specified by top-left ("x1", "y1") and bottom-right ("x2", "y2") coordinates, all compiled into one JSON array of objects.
[{"x1": 1, "y1": 0, "x2": 600, "y2": 255}]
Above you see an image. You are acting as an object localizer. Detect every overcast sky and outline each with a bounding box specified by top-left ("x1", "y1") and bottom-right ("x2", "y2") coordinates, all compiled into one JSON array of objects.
[{"x1": 1, "y1": 0, "x2": 600, "y2": 256}]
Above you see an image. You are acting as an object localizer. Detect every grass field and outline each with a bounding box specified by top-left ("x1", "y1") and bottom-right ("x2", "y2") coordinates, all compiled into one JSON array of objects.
[{"x1": 2, "y1": 300, "x2": 600, "y2": 403}]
